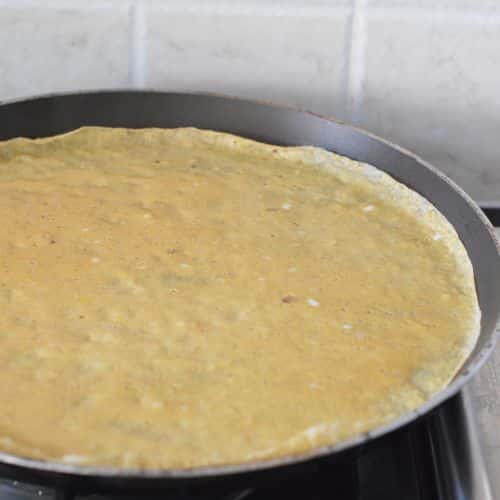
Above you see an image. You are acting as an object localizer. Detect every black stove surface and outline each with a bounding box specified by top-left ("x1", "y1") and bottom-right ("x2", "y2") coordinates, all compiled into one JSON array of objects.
[{"x1": 0, "y1": 393, "x2": 476, "y2": 500}]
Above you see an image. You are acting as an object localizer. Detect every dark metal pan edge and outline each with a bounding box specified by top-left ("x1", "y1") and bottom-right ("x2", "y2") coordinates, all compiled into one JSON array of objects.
[{"x1": 0, "y1": 90, "x2": 497, "y2": 482}]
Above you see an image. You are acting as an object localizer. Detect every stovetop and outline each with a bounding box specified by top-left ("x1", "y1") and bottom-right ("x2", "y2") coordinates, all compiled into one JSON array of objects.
[{"x1": 0, "y1": 208, "x2": 497, "y2": 500}]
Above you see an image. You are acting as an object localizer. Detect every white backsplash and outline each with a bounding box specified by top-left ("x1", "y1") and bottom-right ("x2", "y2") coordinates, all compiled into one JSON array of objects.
[
  {"x1": 0, "y1": 0, "x2": 498, "y2": 201},
  {"x1": 0, "y1": 4, "x2": 130, "y2": 97}
]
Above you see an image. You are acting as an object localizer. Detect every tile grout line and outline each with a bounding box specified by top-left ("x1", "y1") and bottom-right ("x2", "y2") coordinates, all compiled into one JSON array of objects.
[
  {"x1": 129, "y1": 1, "x2": 148, "y2": 89},
  {"x1": 0, "y1": 0, "x2": 497, "y2": 17},
  {"x1": 346, "y1": 0, "x2": 365, "y2": 126}
]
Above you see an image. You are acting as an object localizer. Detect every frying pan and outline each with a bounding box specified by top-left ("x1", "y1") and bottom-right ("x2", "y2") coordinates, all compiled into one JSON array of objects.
[{"x1": 0, "y1": 91, "x2": 498, "y2": 493}]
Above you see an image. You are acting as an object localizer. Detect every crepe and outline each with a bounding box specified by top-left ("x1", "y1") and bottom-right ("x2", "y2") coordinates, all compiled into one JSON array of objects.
[{"x1": 0, "y1": 127, "x2": 480, "y2": 469}]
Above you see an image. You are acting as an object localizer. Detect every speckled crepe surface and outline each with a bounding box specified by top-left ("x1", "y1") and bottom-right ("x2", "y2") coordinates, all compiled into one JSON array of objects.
[{"x1": 0, "y1": 127, "x2": 480, "y2": 469}]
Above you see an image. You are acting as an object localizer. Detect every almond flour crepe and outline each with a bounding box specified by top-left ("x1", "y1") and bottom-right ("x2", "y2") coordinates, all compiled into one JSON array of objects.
[{"x1": 0, "y1": 127, "x2": 480, "y2": 469}]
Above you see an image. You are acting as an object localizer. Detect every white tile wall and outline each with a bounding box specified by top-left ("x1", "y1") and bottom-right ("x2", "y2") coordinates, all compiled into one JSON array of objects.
[
  {"x1": 0, "y1": 0, "x2": 499, "y2": 201},
  {"x1": 358, "y1": 9, "x2": 500, "y2": 201},
  {"x1": 0, "y1": 4, "x2": 130, "y2": 100},
  {"x1": 147, "y1": 11, "x2": 350, "y2": 119}
]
